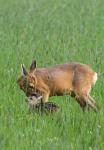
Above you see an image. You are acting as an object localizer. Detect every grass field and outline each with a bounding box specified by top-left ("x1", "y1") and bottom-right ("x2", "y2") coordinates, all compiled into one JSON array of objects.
[{"x1": 0, "y1": 0, "x2": 104, "y2": 149}]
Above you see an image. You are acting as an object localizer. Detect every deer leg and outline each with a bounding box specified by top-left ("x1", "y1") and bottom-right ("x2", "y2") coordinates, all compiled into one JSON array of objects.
[
  {"x1": 42, "y1": 92, "x2": 49, "y2": 103},
  {"x1": 75, "y1": 94, "x2": 98, "y2": 112},
  {"x1": 88, "y1": 95, "x2": 99, "y2": 112},
  {"x1": 75, "y1": 95, "x2": 87, "y2": 111}
]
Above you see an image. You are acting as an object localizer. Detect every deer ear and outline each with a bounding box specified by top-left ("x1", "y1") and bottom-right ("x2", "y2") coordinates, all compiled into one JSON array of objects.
[
  {"x1": 21, "y1": 64, "x2": 27, "y2": 76},
  {"x1": 30, "y1": 60, "x2": 36, "y2": 71}
]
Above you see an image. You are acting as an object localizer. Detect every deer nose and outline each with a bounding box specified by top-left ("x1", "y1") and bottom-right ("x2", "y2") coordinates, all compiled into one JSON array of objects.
[{"x1": 29, "y1": 96, "x2": 33, "y2": 100}]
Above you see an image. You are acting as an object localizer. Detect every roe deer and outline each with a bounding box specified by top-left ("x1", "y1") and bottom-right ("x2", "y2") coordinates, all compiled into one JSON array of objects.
[{"x1": 17, "y1": 60, "x2": 99, "y2": 112}]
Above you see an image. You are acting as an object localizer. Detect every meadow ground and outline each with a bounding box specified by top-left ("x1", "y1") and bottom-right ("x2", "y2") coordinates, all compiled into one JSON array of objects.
[{"x1": 0, "y1": 0, "x2": 104, "y2": 149}]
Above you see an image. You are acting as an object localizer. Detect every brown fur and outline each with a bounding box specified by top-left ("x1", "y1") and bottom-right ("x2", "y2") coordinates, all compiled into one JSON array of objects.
[{"x1": 17, "y1": 60, "x2": 99, "y2": 112}]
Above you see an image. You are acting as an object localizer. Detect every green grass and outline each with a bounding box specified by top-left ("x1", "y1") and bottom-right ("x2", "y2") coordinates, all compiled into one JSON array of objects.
[{"x1": 0, "y1": 0, "x2": 104, "y2": 149}]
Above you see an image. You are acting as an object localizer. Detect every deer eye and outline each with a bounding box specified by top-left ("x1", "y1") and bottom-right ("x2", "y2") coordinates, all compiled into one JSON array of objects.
[{"x1": 29, "y1": 85, "x2": 33, "y2": 88}]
